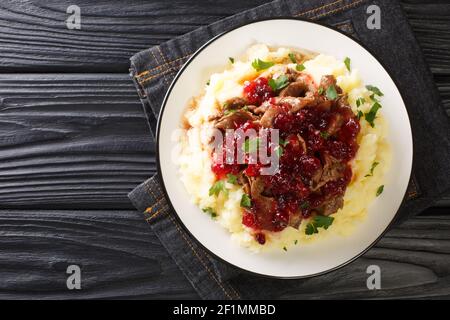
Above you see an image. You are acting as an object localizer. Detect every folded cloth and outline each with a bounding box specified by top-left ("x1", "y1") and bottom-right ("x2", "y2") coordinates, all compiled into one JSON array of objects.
[{"x1": 128, "y1": 0, "x2": 450, "y2": 299}]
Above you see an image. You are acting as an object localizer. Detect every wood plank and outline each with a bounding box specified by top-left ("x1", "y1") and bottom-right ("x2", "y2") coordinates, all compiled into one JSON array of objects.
[
  {"x1": 0, "y1": 74, "x2": 155, "y2": 209},
  {"x1": 0, "y1": 0, "x2": 447, "y2": 75},
  {"x1": 0, "y1": 209, "x2": 198, "y2": 299},
  {"x1": 1, "y1": 210, "x2": 448, "y2": 299},
  {"x1": 0, "y1": 0, "x2": 269, "y2": 72}
]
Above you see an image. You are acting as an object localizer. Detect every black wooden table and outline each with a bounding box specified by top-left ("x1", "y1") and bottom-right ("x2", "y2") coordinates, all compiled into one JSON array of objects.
[{"x1": 0, "y1": 0, "x2": 449, "y2": 299}]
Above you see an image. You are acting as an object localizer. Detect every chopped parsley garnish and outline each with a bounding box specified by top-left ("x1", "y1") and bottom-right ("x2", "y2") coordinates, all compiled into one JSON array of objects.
[
  {"x1": 365, "y1": 161, "x2": 379, "y2": 177},
  {"x1": 283, "y1": 246, "x2": 287, "y2": 251},
  {"x1": 288, "y1": 53, "x2": 297, "y2": 63},
  {"x1": 223, "y1": 109, "x2": 236, "y2": 116},
  {"x1": 296, "y1": 63, "x2": 305, "y2": 71},
  {"x1": 229, "y1": 57, "x2": 235, "y2": 64},
  {"x1": 251, "y1": 58, "x2": 274, "y2": 71},
  {"x1": 366, "y1": 85, "x2": 384, "y2": 97},
  {"x1": 325, "y1": 85, "x2": 338, "y2": 100},
  {"x1": 275, "y1": 145, "x2": 284, "y2": 157},
  {"x1": 356, "y1": 97, "x2": 366, "y2": 108},
  {"x1": 294, "y1": 240, "x2": 298, "y2": 245},
  {"x1": 242, "y1": 137, "x2": 260, "y2": 153},
  {"x1": 227, "y1": 173, "x2": 238, "y2": 185},
  {"x1": 344, "y1": 57, "x2": 351, "y2": 71},
  {"x1": 209, "y1": 180, "x2": 228, "y2": 197},
  {"x1": 202, "y1": 207, "x2": 217, "y2": 218},
  {"x1": 240, "y1": 194, "x2": 252, "y2": 208},
  {"x1": 305, "y1": 215, "x2": 334, "y2": 235},
  {"x1": 206, "y1": 80, "x2": 210, "y2": 86},
  {"x1": 318, "y1": 87, "x2": 324, "y2": 95},
  {"x1": 364, "y1": 102, "x2": 382, "y2": 127},
  {"x1": 357, "y1": 110, "x2": 364, "y2": 120},
  {"x1": 320, "y1": 131, "x2": 330, "y2": 139},
  {"x1": 300, "y1": 201, "x2": 310, "y2": 209},
  {"x1": 376, "y1": 185, "x2": 384, "y2": 197},
  {"x1": 268, "y1": 74, "x2": 289, "y2": 91}
]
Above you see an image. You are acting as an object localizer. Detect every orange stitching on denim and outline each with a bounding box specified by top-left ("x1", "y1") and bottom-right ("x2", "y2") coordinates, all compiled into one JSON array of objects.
[
  {"x1": 335, "y1": 21, "x2": 352, "y2": 29},
  {"x1": 136, "y1": 70, "x2": 150, "y2": 78},
  {"x1": 295, "y1": 0, "x2": 344, "y2": 17},
  {"x1": 144, "y1": 198, "x2": 167, "y2": 221},
  {"x1": 136, "y1": 54, "x2": 192, "y2": 79},
  {"x1": 145, "y1": 208, "x2": 164, "y2": 222},
  {"x1": 143, "y1": 183, "x2": 238, "y2": 299},
  {"x1": 311, "y1": 0, "x2": 364, "y2": 20},
  {"x1": 138, "y1": 65, "x2": 180, "y2": 84},
  {"x1": 150, "y1": 49, "x2": 170, "y2": 88},
  {"x1": 157, "y1": 46, "x2": 172, "y2": 88}
]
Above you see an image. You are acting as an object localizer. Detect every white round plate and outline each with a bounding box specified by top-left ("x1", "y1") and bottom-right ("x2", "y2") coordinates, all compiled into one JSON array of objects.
[{"x1": 156, "y1": 19, "x2": 413, "y2": 278}]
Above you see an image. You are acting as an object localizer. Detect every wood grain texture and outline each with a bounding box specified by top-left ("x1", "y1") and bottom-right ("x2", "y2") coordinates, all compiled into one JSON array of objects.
[
  {"x1": 1, "y1": 211, "x2": 448, "y2": 299},
  {"x1": 0, "y1": 209, "x2": 198, "y2": 299},
  {"x1": 0, "y1": 0, "x2": 447, "y2": 77},
  {"x1": 0, "y1": 0, "x2": 269, "y2": 72},
  {"x1": 0, "y1": 74, "x2": 154, "y2": 209},
  {"x1": 0, "y1": 0, "x2": 448, "y2": 300}
]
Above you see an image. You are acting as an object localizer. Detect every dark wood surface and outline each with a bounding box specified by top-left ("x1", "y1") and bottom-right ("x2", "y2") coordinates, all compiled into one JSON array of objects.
[{"x1": 0, "y1": 0, "x2": 448, "y2": 299}]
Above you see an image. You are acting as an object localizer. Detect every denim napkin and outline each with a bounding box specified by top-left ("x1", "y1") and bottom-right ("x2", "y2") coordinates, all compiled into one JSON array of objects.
[{"x1": 128, "y1": 0, "x2": 450, "y2": 299}]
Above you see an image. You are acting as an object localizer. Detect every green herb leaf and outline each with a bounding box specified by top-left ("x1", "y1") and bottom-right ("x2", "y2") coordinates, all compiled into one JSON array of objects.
[
  {"x1": 279, "y1": 139, "x2": 289, "y2": 146},
  {"x1": 229, "y1": 57, "x2": 235, "y2": 64},
  {"x1": 283, "y1": 246, "x2": 287, "y2": 251},
  {"x1": 275, "y1": 146, "x2": 284, "y2": 157},
  {"x1": 320, "y1": 131, "x2": 330, "y2": 139},
  {"x1": 268, "y1": 75, "x2": 289, "y2": 91},
  {"x1": 365, "y1": 161, "x2": 380, "y2": 177},
  {"x1": 364, "y1": 102, "x2": 382, "y2": 127},
  {"x1": 314, "y1": 215, "x2": 335, "y2": 229},
  {"x1": 288, "y1": 53, "x2": 297, "y2": 63},
  {"x1": 357, "y1": 110, "x2": 364, "y2": 120},
  {"x1": 366, "y1": 85, "x2": 384, "y2": 97},
  {"x1": 294, "y1": 240, "x2": 298, "y2": 245},
  {"x1": 209, "y1": 180, "x2": 228, "y2": 197},
  {"x1": 325, "y1": 85, "x2": 338, "y2": 100},
  {"x1": 223, "y1": 109, "x2": 236, "y2": 116},
  {"x1": 376, "y1": 185, "x2": 384, "y2": 197},
  {"x1": 305, "y1": 223, "x2": 317, "y2": 235},
  {"x1": 356, "y1": 97, "x2": 366, "y2": 108},
  {"x1": 318, "y1": 87, "x2": 324, "y2": 95},
  {"x1": 344, "y1": 57, "x2": 351, "y2": 71},
  {"x1": 227, "y1": 174, "x2": 238, "y2": 185},
  {"x1": 206, "y1": 80, "x2": 210, "y2": 86},
  {"x1": 296, "y1": 63, "x2": 305, "y2": 71},
  {"x1": 240, "y1": 194, "x2": 252, "y2": 208},
  {"x1": 251, "y1": 58, "x2": 274, "y2": 71},
  {"x1": 242, "y1": 137, "x2": 260, "y2": 153},
  {"x1": 202, "y1": 207, "x2": 217, "y2": 218},
  {"x1": 305, "y1": 215, "x2": 334, "y2": 235}
]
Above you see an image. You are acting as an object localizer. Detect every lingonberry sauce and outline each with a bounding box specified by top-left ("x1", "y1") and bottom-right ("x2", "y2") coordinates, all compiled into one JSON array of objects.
[
  {"x1": 211, "y1": 75, "x2": 361, "y2": 242},
  {"x1": 243, "y1": 77, "x2": 274, "y2": 105}
]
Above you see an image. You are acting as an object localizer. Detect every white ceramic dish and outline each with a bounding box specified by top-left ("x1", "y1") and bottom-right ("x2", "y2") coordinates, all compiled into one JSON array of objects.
[{"x1": 156, "y1": 19, "x2": 413, "y2": 278}]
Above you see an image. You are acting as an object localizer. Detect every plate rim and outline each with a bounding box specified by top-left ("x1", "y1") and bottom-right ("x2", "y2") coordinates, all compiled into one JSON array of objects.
[{"x1": 155, "y1": 17, "x2": 413, "y2": 279}]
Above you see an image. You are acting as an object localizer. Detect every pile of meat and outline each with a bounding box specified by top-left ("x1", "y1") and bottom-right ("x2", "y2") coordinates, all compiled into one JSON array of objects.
[{"x1": 210, "y1": 69, "x2": 361, "y2": 242}]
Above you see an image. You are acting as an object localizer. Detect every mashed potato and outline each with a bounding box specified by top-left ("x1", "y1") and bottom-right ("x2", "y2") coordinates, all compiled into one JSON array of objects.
[{"x1": 177, "y1": 44, "x2": 390, "y2": 252}]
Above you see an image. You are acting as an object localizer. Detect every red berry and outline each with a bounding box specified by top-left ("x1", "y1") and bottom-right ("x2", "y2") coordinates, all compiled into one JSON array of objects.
[
  {"x1": 255, "y1": 232, "x2": 266, "y2": 245},
  {"x1": 243, "y1": 77, "x2": 274, "y2": 105},
  {"x1": 242, "y1": 211, "x2": 256, "y2": 228}
]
